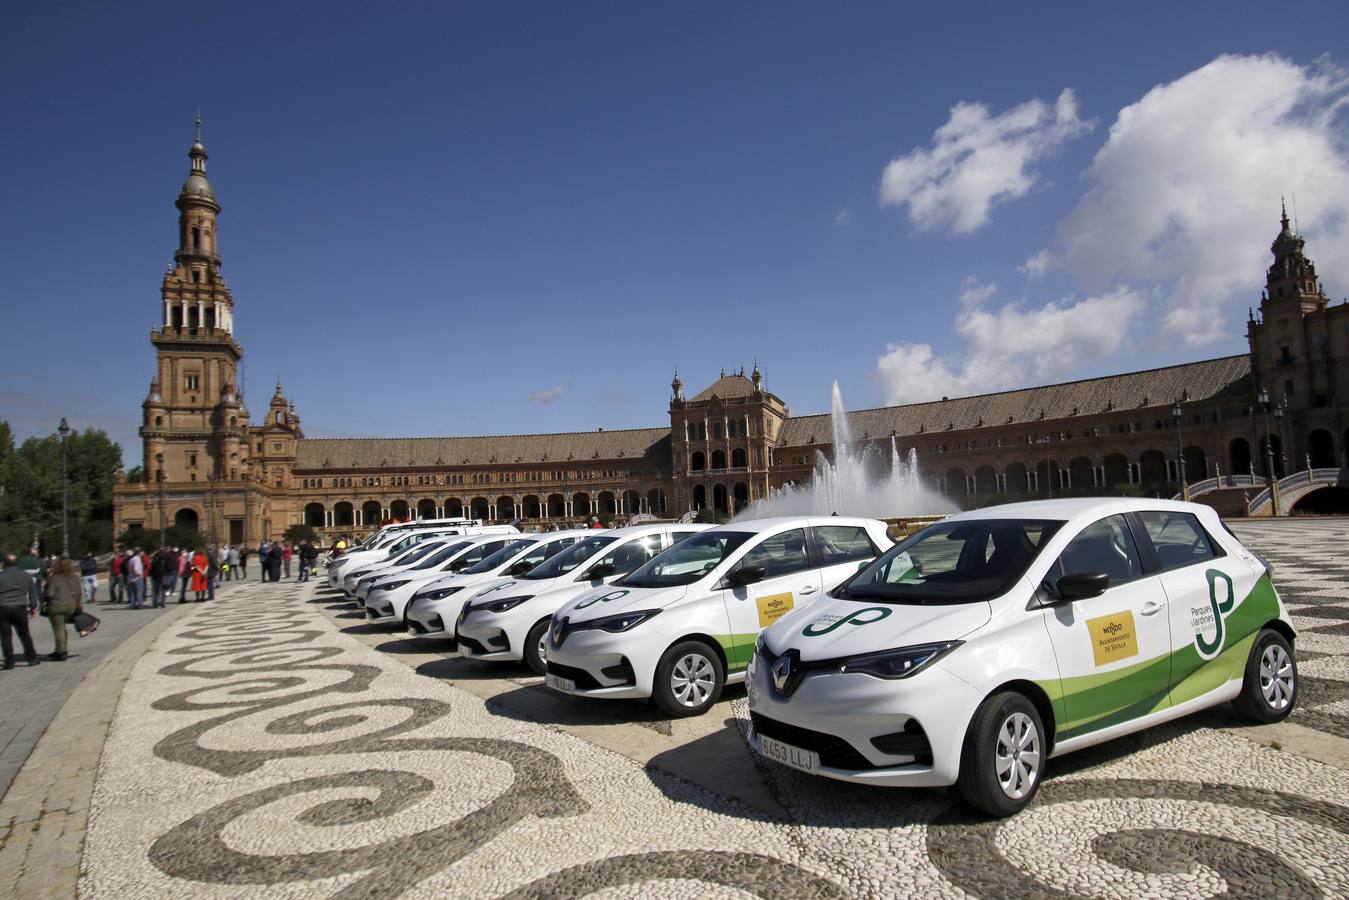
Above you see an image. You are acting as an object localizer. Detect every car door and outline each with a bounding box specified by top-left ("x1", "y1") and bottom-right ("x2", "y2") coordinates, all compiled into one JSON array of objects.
[
  {"x1": 808, "y1": 524, "x2": 883, "y2": 592},
  {"x1": 1134, "y1": 509, "x2": 1262, "y2": 705},
  {"x1": 721, "y1": 527, "x2": 824, "y2": 675},
  {"x1": 1040, "y1": 514, "x2": 1173, "y2": 741}
]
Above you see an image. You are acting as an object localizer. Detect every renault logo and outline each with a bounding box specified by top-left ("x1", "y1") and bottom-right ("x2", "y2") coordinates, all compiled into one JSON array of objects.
[
  {"x1": 771, "y1": 654, "x2": 792, "y2": 693},
  {"x1": 551, "y1": 616, "x2": 569, "y2": 646}
]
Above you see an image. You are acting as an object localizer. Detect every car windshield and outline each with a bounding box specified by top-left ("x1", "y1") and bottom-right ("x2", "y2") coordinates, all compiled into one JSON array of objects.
[
  {"x1": 621, "y1": 530, "x2": 753, "y2": 588},
  {"x1": 520, "y1": 535, "x2": 617, "y2": 580},
  {"x1": 846, "y1": 519, "x2": 1063, "y2": 605},
  {"x1": 411, "y1": 540, "x2": 473, "y2": 570},
  {"x1": 391, "y1": 541, "x2": 443, "y2": 566},
  {"x1": 464, "y1": 539, "x2": 537, "y2": 574}
]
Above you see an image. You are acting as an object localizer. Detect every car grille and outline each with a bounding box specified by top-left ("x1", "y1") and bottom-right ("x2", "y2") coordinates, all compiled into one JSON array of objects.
[
  {"x1": 545, "y1": 661, "x2": 603, "y2": 691},
  {"x1": 750, "y1": 712, "x2": 878, "y2": 770}
]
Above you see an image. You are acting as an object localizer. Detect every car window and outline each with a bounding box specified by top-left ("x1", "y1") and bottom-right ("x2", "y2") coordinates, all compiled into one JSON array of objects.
[
  {"x1": 622, "y1": 530, "x2": 754, "y2": 588},
  {"x1": 812, "y1": 525, "x2": 878, "y2": 566},
  {"x1": 738, "y1": 528, "x2": 812, "y2": 579},
  {"x1": 517, "y1": 537, "x2": 579, "y2": 568},
  {"x1": 412, "y1": 541, "x2": 473, "y2": 570},
  {"x1": 1052, "y1": 515, "x2": 1143, "y2": 588},
  {"x1": 595, "y1": 535, "x2": 663, "y2": 575},
  {"x1": 521, "y1": 535, "x2": 617, "y2": 579},
  {"x1": 848, "y1": 519, "x2": 1061, "y2": 605},
  {"x1": 670, "y1": 531, "x2": 700, "y2": 544},
  {"x1": 1137, "y1": 511, "x2": 1221, "y2": 570},
  {"x1": 465, "y1": 539, "x2": 537, "y2": 574},
  {"x1": 446, "y1": 540, "x2": 505, "y2": 570},
  {"x1": 391, "y1": 541, "x2": 442, "y2": 565}
]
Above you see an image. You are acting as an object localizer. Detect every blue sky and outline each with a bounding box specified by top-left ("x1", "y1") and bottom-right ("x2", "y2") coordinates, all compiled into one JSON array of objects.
[{"x1": 3, "y1": 1, "x2": 1348, "y2": 464}]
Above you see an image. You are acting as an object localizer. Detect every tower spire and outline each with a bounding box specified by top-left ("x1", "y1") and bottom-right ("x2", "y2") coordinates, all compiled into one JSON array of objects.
[
  {"x1": 1281, "y1": 196, "x2": 1290, "y2": 232},
  {"x1": 195, "y1": 111, "x2": 201, "y2": 144}
]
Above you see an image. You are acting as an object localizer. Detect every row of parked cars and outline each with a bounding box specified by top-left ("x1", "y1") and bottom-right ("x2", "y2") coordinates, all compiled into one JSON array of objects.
[{"x1": 325, "y1": 498, "x2": 1298, "y2": 817}]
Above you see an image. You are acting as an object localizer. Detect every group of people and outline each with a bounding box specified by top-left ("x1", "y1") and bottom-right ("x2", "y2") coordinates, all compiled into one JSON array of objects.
[
  {"x1": 256, "y1": 540, "x2": 318, "y2": 582},
  {"x1": 109, "y1": 545, "x2": 226, "y2": 607},
  {"x1": 0, "y1": 550, "x2": 94, "y2": 668}
]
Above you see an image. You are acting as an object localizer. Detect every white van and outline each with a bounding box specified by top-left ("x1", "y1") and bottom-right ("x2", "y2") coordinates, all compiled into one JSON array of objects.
[
  {"x1": 457, "y1": 524, "x2": 709, "y2": 674},
  {"x1": 545, "y1": 516, "x2": 892, "y2": 717},
  {"x1": 746, "y1": 498, "x2": 1297, "y2": 817}
]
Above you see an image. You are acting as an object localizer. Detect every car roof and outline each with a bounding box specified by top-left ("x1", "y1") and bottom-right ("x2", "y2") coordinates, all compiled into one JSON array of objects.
[
  {"x1": 947, "y1": 497, "x2": 1219, "y2": 525},
  {"x1": 708, "y1": 515, "x2": 883, "y2": 533}
]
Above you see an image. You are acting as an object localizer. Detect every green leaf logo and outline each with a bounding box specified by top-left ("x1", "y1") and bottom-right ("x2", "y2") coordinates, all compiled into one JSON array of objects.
[{"x1": 576, "y1": 588, "x2": 630, "y2": 610}]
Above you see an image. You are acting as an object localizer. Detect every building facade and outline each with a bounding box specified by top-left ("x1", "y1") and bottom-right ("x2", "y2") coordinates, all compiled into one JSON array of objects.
[{"x1": 113, "y1": 139, "x2": 1349, "y2": 546}]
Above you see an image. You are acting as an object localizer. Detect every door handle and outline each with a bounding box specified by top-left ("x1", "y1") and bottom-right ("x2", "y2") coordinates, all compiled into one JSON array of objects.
[
  {"x1": 1140, "y1": 600, "x2": 1165, "y2": 616},
  {"x1": 799, "y1": 586, "x2": 818, "y2": 595}
]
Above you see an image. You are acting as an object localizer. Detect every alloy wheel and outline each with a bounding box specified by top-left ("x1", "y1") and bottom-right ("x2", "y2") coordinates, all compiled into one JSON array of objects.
[
  {"x1": 1260, "y1": 642, "x2": 1295, "y2": 711},
  {"x1": 670, "y1": 652, "x2": 715, "y2": 708},
  {"x1": 994, "y1": 711, "x2": 1040, "y2": 800}
]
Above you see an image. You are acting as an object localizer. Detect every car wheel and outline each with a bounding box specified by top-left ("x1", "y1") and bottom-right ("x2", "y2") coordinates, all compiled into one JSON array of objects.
[
  {"x1": 652, "y1": 640, "x2": 724, "y2": 718},
  {"x1": 956, "y1": 691, "x2": 1045, "y2": 818},
  {"x1": 1234, "y1": 628, "x2": 1297, "y2": 723},
  {"x1": 523, "y1": 619, "x2": 550, "y2": 676}
]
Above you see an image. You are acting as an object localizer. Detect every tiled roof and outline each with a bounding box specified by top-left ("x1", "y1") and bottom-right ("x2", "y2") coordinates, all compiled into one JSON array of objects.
[
  {"x1": 294, "y1": 428, "x2": 671, "y2": 470},
  {"x1": 690, "y1": 374, "x2": 757, "y2": 402},
  {"x1": 777, "y1": 355, "x2": 1252, "y2": 446}
]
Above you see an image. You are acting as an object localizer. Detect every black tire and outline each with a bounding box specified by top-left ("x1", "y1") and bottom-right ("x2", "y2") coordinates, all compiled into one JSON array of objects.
[
  {"x1": 651, "y1": 640, "x2": 724, "y2": 718},
  {"x1": 1233, "y1": 628, "x2": 1297, "y2": 723},
  {"x1": 523, "y1": 618, "x2": 550, "y2": 676},
  {"x1": 956, "y1": 691, "x2": 1046, "y2": 818}
]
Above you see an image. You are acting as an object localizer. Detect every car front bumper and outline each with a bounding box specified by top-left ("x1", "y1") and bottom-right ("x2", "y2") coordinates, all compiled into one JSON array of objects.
[{"x1": 543, "y1": 626, "x2": 662, "y2": 700}]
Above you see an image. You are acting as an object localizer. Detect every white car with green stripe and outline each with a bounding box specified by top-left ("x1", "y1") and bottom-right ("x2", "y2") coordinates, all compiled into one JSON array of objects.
[
  {"x1": 544, "y1": 516, "x2": 893, "y2": 717},
  {"x1": 747, "y1": 498, "x2": 1297, "y2": 817}
]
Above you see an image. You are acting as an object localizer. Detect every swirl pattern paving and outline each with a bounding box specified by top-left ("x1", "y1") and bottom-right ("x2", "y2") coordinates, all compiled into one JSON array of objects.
[{"x1": 80, "y1": 517, "x2": 1349, "y2": 898}]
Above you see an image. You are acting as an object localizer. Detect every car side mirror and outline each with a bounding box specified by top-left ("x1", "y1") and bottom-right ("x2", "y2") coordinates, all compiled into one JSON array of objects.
[
  {"x1": 586, "y1": 562, "x2": 616, "y2": 580},
  {"x1": 509, "y1": 560, "x2": 534, "y2": 576},
  {"x1": 729, "y1": 565, "x2": 766, "y2": 586},
  {"x1": 1055, "y1": 572, "x2": 1109, "y2": 602}
]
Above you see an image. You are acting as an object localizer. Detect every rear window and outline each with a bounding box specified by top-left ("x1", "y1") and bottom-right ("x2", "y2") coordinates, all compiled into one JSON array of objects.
[{"x1": 1136, "y1": 511, "x2": 1222, "y2": 570}]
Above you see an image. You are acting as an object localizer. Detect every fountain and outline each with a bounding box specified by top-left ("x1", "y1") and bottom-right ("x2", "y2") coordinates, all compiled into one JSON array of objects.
[{"x1": 737, "y1": 381, "x2": 954, "y2": 520}]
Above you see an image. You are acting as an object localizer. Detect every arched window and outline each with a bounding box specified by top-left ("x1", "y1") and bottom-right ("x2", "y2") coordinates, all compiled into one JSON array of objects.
[
  {"x1": 192, "y1": 226, "x2": 201, "y2": 250},
  {"x1": 711, "y1": 449, "x2": 727, "y2": 469},
  {"x1": 731, "y1": 447, "x2": 747, "y2": 468},
  {"x1": 690, "y1": 451, "x2": 706, "y2": 471}
]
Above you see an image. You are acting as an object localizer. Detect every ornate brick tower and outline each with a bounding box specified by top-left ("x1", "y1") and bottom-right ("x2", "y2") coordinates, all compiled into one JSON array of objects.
[{"x1": 141, "y1": 118, "x2": 249, "y2": 485}]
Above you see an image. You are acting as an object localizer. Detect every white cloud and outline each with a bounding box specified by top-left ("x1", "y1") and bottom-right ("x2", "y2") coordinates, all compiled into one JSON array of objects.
[
  {"x1": 880, "y1": 88, "x2": 1092, "y2": 235},
  {"x1": 527, "y1": 384, "x2": 567, "y2": 405},
  {"x1": 1019, "y1": 249, "x2": 1052, "y2": 277},
  {"x1": 1059, "y1": 53, "x2": 1349, "y2": 345},
  {"x1": 834, "y1": 207, "x2": 851, "y2": 226},
  {"x1": 874, "y1": 285, "x2": 1146, "y2": 404}
]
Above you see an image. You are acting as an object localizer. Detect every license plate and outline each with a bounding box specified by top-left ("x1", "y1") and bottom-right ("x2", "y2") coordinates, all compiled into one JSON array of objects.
[
  {"x1": 758, "y1": 734, "x2": 820, "y2": 773},
  {"x1": 545, "y1": 673, "x2": 575, "y2": 693}
]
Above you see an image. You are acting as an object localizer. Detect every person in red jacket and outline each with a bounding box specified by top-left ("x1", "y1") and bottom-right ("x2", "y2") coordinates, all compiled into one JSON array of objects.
[
  {"x1": 282, "y1": 542, "x2": 293, "y2": 579},
  {"x1": 109, "y1": 552, "x2": 124, "y2": 603}
]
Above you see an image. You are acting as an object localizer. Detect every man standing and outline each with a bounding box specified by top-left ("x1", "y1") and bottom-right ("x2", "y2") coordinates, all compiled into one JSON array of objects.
[
  {"x1": 282, "y1": 542, "x2": 293, "y2": 579},
  {"x1": 0, "y1": 553, "x2": 41, "y2": 669},
  {"x1": 297, "y1": 541, "x2": 315, "y2": 582},
  {"x1": 161, "y1": 546, "x2": 179, "y2": 608},
  {"x1": 109, "y1": 551, "x2": 124, "y2": 603},
  {"x1": 79, "y1": 552, "x2": 98, "y2": 603},
  {"x1": 206, "y1": 545, "x2": 219, "y2": 601},
  {"x1": 149, "y1": 547, "x2": 165, "y2": 609},
  {"x1": 238, "y1": 546, "x2": 249, "y2": 579},
  {"x1": 228, "y1": 545, "x2": 240, "y2": 581},
  {"x1": 259, "y1": 542, "x2": 270, "y2": 582},
  {"x1": 125, "y1": 548, "x2": 146, "y2": 610}
]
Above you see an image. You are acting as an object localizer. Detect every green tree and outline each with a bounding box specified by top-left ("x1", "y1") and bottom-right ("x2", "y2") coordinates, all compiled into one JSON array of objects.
[
  {"x1": 0, "y1": 421, "x2": 123, "y2": 556},
  {"x1": 283, "y1": 524, "x2": 317, "y2": 544}
]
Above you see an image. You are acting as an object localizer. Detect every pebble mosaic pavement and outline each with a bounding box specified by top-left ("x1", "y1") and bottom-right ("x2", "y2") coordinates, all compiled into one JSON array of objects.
[{"x1": 77, "y1": 520, "x2": 1349, "y2": 898}]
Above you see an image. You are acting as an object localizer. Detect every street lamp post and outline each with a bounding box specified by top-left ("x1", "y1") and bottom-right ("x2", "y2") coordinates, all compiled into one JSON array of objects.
[
  {"x1": 58, "y1": 418, "x2": 70, "y2": 556},
  {"x1": 1042, "y1": 434, "x2": 1053, "y2": 499},
  {"x1": 156, "y1": 451, "x2": 166, "y2": 548},
  {"x1": 1258, "y1": 389, "x2": 1280, "y2": 515},
  {"x1": 1275, "y1": 401, "x2": 1287, "y2": 476},
  {"x1": 1171, "y1": 401, "x2": 1187, "y2": 499}
]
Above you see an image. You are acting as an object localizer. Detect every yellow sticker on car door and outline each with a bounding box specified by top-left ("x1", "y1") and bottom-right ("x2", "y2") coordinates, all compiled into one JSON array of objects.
[
  {"x1": 757, "y1": 592, "x2": 794, "y2": 628},
  {"x1": 1086, "y1": 610, "x2": 1139, "y2": 666}
]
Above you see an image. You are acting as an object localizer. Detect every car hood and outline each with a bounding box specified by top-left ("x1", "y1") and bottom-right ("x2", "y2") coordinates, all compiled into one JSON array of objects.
[
  {"x1": 469, "y1": 574, "x2": 565, "y2": 601},
  {"x1": 558, "y1": 584, "x2": 688, "y2": 623},
  {"x1": 766, "y1": 597, "x2": 992, "y2": 662}
]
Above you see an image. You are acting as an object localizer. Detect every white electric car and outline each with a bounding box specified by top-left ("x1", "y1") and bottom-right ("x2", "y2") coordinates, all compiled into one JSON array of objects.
[
  {"x1": 404, "y1": 530, "x2": 590, "y2": 641},
  {"x1": 361, "y1": 535, "x2": 517, "y2": 624},
  {"x1": 456, "y1": 524, "x2": 710, "y2": 674},
  {"x1": 327, "y1": 523, "x2": 517, "y2": 590},
  {"x1": 350, "y1": 539, "x2": 461, "y2": 600},
  {"x1": 746, "y1": 498, "x2": 1297, "y2": 817},
  {"x1": 545, "y1": 516, "x2": 893, "y2": 717}
]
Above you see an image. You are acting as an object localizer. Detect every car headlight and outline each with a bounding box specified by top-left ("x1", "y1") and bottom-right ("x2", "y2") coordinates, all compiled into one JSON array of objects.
[
  {"x1": 477, "y1": 595, "x2": 533, "y2": 614},
  {"x1": 416, "y1": 586, "x2": 463, "y2": 602},
  {"x1": 579, "y1": 609, "x2": 662, "y2": 633},
  {"x1": 839, "y1": 641, "x2": 963, "y2": 680},
  {"x1": 375, "y1": 580, "x2": 409, "y2": 592},
  {"x1": 351, "y1": 570, "x2": 370, "y2": 579}
]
